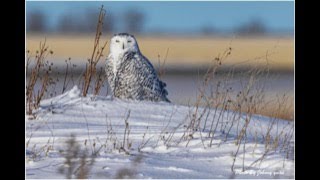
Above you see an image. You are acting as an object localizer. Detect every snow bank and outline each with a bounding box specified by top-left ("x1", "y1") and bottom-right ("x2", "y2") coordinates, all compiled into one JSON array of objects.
[{"x1": 26, "y1": 86, "x2": 294, "y2": 179}]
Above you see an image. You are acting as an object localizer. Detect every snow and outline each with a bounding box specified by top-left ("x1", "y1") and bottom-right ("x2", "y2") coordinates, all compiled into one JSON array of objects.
[{"x1": 26, "y1": 85, "x2": 294, "y2": 179}]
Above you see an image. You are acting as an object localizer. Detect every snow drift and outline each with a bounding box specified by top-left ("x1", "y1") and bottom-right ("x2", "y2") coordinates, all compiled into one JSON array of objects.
[{"x1": 26, "y1": 86, "x2": 294, "y2": 179}]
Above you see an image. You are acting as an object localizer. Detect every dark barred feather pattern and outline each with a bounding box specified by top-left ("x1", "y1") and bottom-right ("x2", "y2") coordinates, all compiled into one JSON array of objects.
[{"x1": 105, "y1": 51, "x2": 170, "y2": 102}]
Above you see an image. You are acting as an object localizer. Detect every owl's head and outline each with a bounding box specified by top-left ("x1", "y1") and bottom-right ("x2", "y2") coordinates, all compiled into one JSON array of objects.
[{"x1": 110, "y1": 33, "x2": 140, "y2": 54}]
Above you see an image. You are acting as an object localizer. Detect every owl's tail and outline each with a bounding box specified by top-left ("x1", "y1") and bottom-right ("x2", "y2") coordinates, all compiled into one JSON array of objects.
[
  {"x1": 163, "y1": 97, "x2": 171, "y2": 103},
  {"x1": 159, "y1": 81, "x2": 170, "y2": 103}
]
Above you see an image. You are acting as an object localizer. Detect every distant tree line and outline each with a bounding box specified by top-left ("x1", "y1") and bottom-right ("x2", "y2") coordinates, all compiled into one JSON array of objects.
[
  {"x1": 235, "y1": 19, "x2": 266, "y2": 35},
  {"x1": 200, "y1": 19, "x2": 267, "y2": 36},
  {"x1": 27, "y1": 9, "x2": 145, "y2": 34},
  {"x1": 27, "y1": 11, "x2": 47, "y2": 32},
  {"x1": 27, "y1": 9, "x2": 269, "y2": 35}
]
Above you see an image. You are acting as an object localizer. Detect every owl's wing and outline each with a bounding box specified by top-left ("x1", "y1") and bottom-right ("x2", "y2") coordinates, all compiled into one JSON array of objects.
[
  {"x1": 105, "y1": 55, "x2": 115, "y2": 92},
  {"x1": 130, "y1": 53, "x2": 169, "y2": 102}
]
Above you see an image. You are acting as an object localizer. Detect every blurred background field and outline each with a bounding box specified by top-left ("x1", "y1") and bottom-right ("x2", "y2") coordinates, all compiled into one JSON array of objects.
[
  {"x1": 26, "y1": 1, "x2": 294, "y2": 120},
  {"x1": 27, "y1": 35, "x2": 293, "y2": 71}
]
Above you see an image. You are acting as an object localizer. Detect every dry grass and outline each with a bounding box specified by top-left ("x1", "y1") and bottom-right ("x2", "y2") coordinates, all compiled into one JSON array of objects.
[
  {"x1": 26, "y1": 40, "x2": 55, "y2": 117},
  {"x1": 82, "y1": 5, "x2": 108, "y2": 97},
  {"x1": 26, "y1": 35, "x2": 293, "y2": 70},
  {"x1": 58, "y1": 134, "x2": 95, "y2": 179},
  {"x1": 250, "y1": 95, "x2": 294, "y2": 120}
]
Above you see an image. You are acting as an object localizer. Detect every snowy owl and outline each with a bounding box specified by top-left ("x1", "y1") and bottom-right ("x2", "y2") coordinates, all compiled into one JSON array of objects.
[{"x1": 105, "y1": 33, "x2": 170, "y2": 102}]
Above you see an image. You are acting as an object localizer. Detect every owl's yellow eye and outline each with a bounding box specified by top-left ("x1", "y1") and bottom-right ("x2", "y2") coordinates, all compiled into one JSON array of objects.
[{"x1": 115, "y1": 40, "x2": 120, "y2": 43}]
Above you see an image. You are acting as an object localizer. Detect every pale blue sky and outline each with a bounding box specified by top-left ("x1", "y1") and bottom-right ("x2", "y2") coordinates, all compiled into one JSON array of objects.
[{"x1": 26, "y1": 1, "x2": 294, "y2": 34}]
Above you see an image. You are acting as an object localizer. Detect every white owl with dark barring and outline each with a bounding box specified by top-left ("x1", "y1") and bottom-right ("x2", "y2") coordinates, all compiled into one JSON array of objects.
[{"x1": 105, "y1": 33, "x2": 170, "y2": 102}]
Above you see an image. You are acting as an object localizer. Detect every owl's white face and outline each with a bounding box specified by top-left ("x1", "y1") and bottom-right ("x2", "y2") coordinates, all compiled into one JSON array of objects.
[{"x1": 109, "y1": 34, "x2": 139, "y2": 55}]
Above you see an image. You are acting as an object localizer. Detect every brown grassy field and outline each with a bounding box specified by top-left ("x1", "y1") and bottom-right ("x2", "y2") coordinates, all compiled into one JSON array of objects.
[{"x1": 26, "y1": 34, "x2": 293, "y2": 70}]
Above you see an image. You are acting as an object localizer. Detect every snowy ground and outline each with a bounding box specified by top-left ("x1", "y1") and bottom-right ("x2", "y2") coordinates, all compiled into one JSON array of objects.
[{"x1": 26, "y1": 86, "x2": 294, "y2": 179}]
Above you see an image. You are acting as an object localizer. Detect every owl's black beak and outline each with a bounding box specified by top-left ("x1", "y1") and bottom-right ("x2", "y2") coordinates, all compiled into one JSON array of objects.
[{"x1": 122, "y1": 43, "x2": 125, "y2": 50}]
